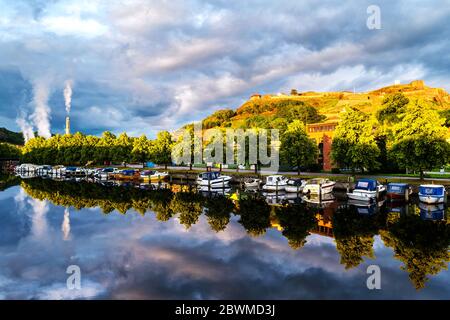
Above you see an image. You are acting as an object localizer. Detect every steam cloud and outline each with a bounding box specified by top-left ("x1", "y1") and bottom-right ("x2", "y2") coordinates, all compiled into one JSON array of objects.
[
  {"x1": 64, "y1": 80, "x2": 73, "y2": 114},
  {"x1": 16, "y1": 115, "x2": 35, "y2": 142},
  {"x1": 31, "y1": 80, "x2": 52, "y2": 138}
]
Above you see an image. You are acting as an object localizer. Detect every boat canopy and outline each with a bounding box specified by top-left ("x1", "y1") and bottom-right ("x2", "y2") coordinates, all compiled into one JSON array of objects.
[
  {"x1": 200, "y1": 172, "x2": 220, "y2": 180},
  {"x1": 354, "y1": 179, "x2": 377, "y2": 191},
  {"x1": 387, "y1": 183, "x2": 408, "y2": 193},
  {"x1": 419, "y1": 185, "x2": 445, "y2": 196},
  {"x1": 122, "y1": 170, "x2": 136, "y2": 175}
]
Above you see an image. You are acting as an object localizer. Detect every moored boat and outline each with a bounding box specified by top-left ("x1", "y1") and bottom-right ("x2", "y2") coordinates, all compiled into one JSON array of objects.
[
  {"x1": 117, "y1": 169, "x2": 140, "y2": 180},
  {"x1": 386, "y1": 183, "x2": 411, "y2": 201},
  {"x1": 418, "y1": 185, "x2": 447, "y2": 204},
  {"x1": 302, "y1": 178, "x2": 335, "y2": 195},
  {"x1": 262, "y1": 175, "x2": 288, "y2": 191},
  {"x1": 140, "y1": 170, "x2": 169, "y2": 182},
  {"x1": 196, "y1": 172, "x2": 232, "y2": 188},
  {"x1": 284, "y1": 178, "x2": 306, "y2": 193},
  {"x1": 347, "y1": 179, "x2": 385, "y2": 202}
]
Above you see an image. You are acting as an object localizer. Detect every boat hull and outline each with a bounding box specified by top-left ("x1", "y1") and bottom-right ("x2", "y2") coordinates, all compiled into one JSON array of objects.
[
  {"x1": 262, "y1": 184, "x2": 286, "y2": 191},
  {"x1": 303, "y1": 183, "x2": 335, "y2": 195},
  {"x1": 347, "y1": 192, "x2": 376, "y2": 202},
  {"x1": 419, "y1": 195, "x2": 445, "y2": 204}
]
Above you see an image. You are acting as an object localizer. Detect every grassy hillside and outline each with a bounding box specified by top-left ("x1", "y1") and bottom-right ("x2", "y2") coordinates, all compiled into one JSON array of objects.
[
  {"x1": 0, "y1": 127, "x2": 24, "y2": 145},
  {"x1": 200, "y1": 80, "x2": 450, "y2": 129}
]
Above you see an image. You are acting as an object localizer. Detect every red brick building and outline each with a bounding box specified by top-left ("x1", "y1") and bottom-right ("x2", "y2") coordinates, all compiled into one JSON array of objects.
[{"x1": 305, "y1": 121, "x2": 339, "y2": 171}]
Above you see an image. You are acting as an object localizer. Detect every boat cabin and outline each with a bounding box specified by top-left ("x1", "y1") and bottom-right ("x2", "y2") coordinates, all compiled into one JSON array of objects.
[
  {"x1": 419, "y1": 185, "x2": 445, "y2": 196},
  {"x1": 387, "y1": 183, "x2": 409, "y2": 194},
  {"x1": 199, "y1": 172, "x2": 221, "y2": 180},
  {"x1": 354, "y1": 179, "x2": 377, "y2": 191},
  {"x1": 266, "y1": 175, "x2": 286, "y2": 184}
]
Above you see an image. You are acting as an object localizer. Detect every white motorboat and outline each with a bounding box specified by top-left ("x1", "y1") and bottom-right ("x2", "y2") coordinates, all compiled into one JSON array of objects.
[
  {"x1": 284, "y1": 179, "x2": 307, "y2": 193},
  {"x1": 196, "y1": 172, "x2": 232, "y2": 188},
  {"x1": 302, "y1": 178, "x2": 335, "y2": 195},
  {"x1": 418, "y1": 185, "x2": 447, "y2": 204},
  {"x1": 347, "y1": 179, "x2": 386, "y2": 202},
  {"x1": 262, "y1": 175, "x2": 288, "y2": 191}
]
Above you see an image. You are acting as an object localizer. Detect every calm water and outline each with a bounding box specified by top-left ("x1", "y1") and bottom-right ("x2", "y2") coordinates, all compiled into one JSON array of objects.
[{"x1": 0, "y1": 175, "x2": 449, "y2": 299}]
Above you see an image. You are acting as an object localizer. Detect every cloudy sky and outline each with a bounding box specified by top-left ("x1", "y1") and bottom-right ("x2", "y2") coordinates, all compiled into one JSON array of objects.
[{"x1": 0, "y1": 0, "x2": 449, "y2": 138}]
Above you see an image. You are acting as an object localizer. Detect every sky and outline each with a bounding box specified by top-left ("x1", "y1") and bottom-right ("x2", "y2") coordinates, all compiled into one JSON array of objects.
[{"x1": 0, "y1": 0, "x2": 449, "y2": 138}]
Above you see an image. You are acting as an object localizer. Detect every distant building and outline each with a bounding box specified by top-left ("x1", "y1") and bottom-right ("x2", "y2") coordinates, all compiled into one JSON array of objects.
[{"x1": 306, "y1": 121, "x2": 339, "y2": 171}]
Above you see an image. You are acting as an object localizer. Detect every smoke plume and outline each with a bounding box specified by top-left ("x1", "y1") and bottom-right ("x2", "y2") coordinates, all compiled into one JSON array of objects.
[
  {"x1": 31, "y1": 80, "x2": 52, "y2": 138},
  {"x1": 16, "y1": 115, "x2": 35, "y2": 142},
  {"x1": 64, "y1": 80, "x2": 73, "y2": 114}
]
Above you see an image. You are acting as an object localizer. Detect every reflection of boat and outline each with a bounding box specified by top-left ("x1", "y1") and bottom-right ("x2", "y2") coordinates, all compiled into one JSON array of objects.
[
  {"x1": 347, "y1": 179, "x2": 385, "y2": 202},
  {"x1": 196, "y1": 172, "x2": 232, "y2": 188},
  {"x1": 302, "y1": 178, "x2": 335, "y2": 195},
  {"x1": 284, "y1": 179, "x2": 306, "y2": 193},
  {"x1": 199, "y1": 186, "x2": 232, "y2": 196},
  {"x1": 262, "y1": 175, "x2": 288, "y2": 191},
  {"x1": 15, "y1": 163, "x2": 37, "y2": 173},
  {"x1": 140, "y1": 170, "x2": 169, "y2": 182},
  {"x1": 347, "y1": 199, "x2": 383, "y2": 215},
  {"x1": 302, "y1": 193, "x2": 335, "y2": 206},
  {"x1": 97, "y1": 167, "x2": 120, "y2": 180},
  {"x1": 243, "y1": 178, "x2": 262, "y2": 189},
  {"x1": 419, "y1": 202, "x2": 445, "y2": 221},
  {"x1": 386, "y1": 183, "x2": 411, "y2": 201},
  {"x1": 263, "y1": 192, "x2": 287, "y2": 205},
  {"x1": 419, "y1": 185, "x2": 447, "y2": 204},
  {"x1": 36, "y1": 165, "x2": 52, "y2": 175}
]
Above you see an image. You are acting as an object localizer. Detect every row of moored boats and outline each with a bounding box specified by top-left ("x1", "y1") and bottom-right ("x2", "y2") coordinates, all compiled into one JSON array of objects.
[{"x1": 14, "y1": 164, "x2": 169, "y2": 182}]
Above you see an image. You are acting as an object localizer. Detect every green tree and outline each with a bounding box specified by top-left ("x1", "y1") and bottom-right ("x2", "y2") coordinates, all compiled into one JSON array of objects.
[
  {"x1": 376, "y1": 93, "x2": 409, "y2": 124},
  {"x1": 132, "y1": 135, "x2": 150, "y2": 165},
  {"x1": 390, "y1": 101, "x2": 450, "y2": 179},
  {"x1": 331, "y1": 107, "x2": 380, "y2": 172},
  {"x1": 150, "y1": 131, "x2": 173, "y2": 169},
  {"x1": 280, "y1": 120, "x2": 318, "y2": 175}
]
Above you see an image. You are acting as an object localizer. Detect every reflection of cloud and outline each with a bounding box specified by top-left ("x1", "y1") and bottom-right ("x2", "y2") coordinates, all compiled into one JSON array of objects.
[
  {"x1": 27, "y1": 198, "x2": 49, "y2": 239},
  {"x1": 2, "y1": 187, "x2": 450, "y2": 299},
  {"x1": 62, "y1": 207, "x2": 71, "y2": 241}
]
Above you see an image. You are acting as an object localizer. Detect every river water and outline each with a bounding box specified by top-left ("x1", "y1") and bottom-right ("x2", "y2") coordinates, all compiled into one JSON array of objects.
[{"x1": 0, "y1": 175, "x2": 449, "y2": 299}]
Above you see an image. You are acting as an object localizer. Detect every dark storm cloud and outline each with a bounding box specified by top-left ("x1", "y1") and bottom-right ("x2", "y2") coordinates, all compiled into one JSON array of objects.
[{"x1": 0, "y1": 0, "x2": 449, "y2": 136}]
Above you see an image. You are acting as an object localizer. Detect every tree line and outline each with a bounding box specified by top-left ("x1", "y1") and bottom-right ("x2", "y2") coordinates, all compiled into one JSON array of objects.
[
  {"x1": 20, "y1": 130, "x2": 173, "y2": 167},
  {"x1": 330, "y1": 94, "x2": 450, "y2": 177}
]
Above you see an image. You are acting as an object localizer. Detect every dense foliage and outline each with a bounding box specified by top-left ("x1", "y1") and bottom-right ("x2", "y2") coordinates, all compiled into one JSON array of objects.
[
  {"x1": 0, "y1": 142, "x2": 21, "y2": 159},
  {"x1": 20, "y1": 131, "x2": 173, "y2": 166}
]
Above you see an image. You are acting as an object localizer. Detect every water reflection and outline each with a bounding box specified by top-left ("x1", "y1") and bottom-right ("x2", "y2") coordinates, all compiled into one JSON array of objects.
[{"x1": 1, "y1": 174, "x2": 450, "y2": 298}]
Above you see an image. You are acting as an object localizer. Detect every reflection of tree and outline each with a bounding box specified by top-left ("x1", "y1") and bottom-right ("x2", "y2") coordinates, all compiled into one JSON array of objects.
[
  {"x1": 275, "y1": 204, "x2": 316, "y2": 249},
  {"x1": 149, "y1": 189, "x2": 174, "y2": 221},
  {"x1": 235, "y1": 197, "x2": 271, "y2": 237},
  {"x1": 380, "y1": 215, "x2": 450, "y2": 290},
  {"x1": 170, "y1": 192, "x2": 205, "y2": 229},
  {"x1": 204, "y1": 195, "x2": 233, "y2": 232},
  {"x1": 0, "y1": 174, "x2": 20, "y2": 191},
  {"x1": 332, "y1": 205, "x2": 383, "y2": 269}
]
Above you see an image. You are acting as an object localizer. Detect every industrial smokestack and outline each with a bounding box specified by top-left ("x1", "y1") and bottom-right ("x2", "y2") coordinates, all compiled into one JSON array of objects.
[{"x1": 65, "y1": 116, "x2": 70, "y2": 135}]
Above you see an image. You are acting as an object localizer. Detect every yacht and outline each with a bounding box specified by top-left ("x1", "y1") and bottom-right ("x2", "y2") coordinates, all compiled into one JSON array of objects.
[{"x1": 262, "y1": 175, "x2": 289, "y2": 191}]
